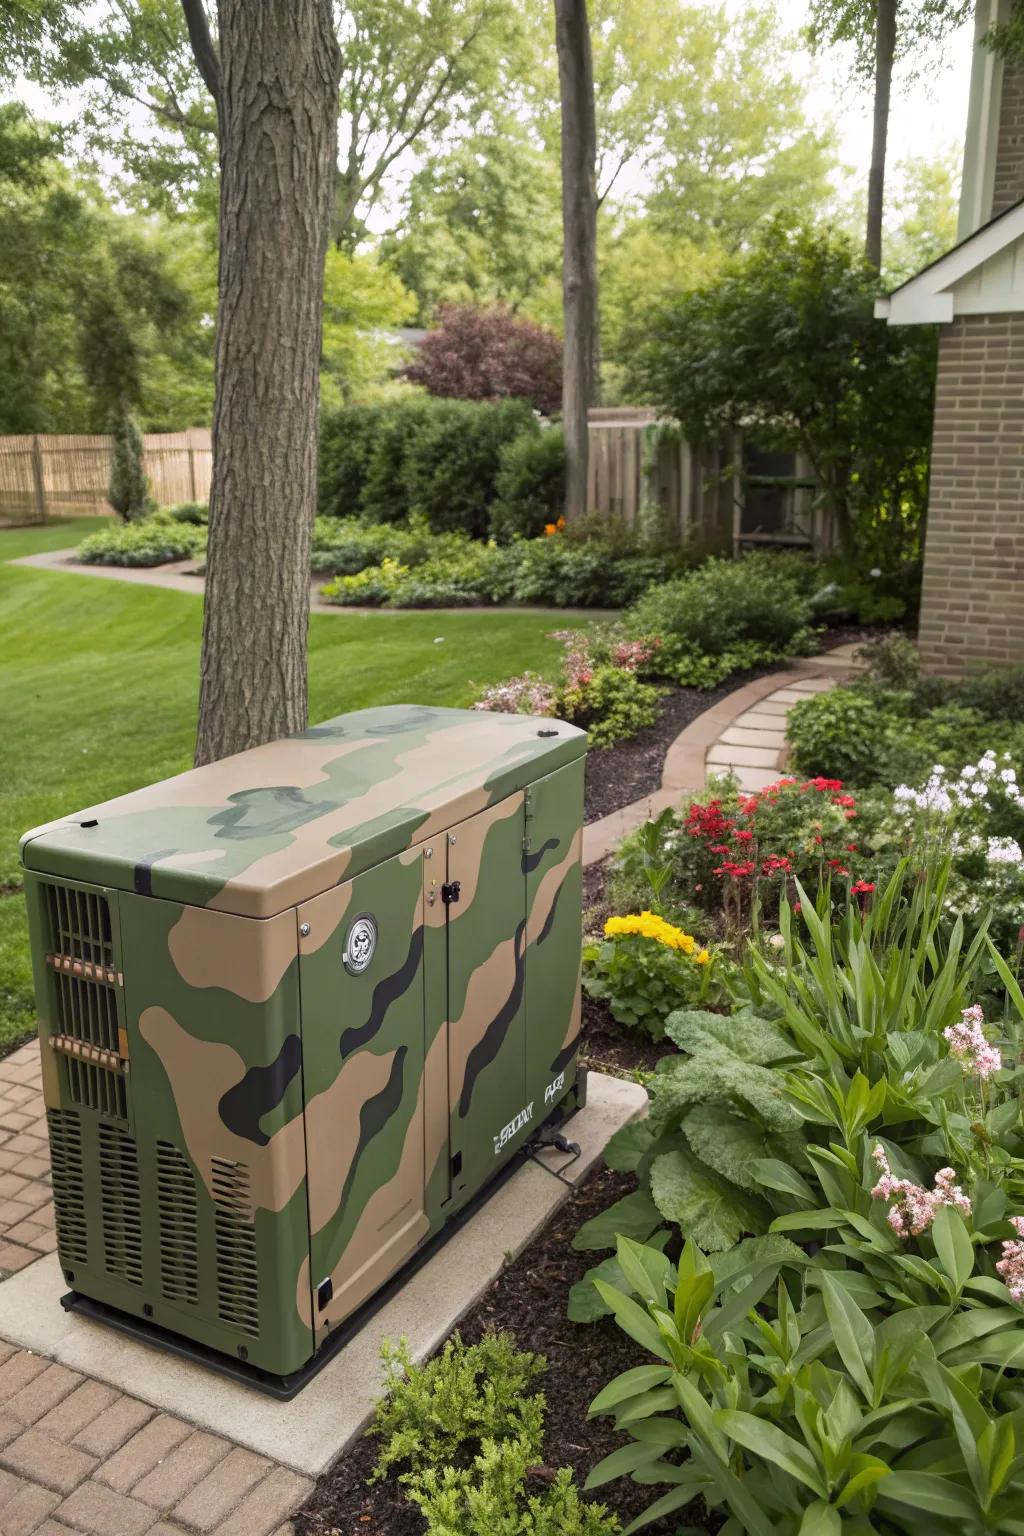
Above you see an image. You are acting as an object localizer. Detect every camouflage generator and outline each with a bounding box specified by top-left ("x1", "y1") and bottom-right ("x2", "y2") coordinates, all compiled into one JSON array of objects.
[{"x1": 21, "y1": 704, "x2": 587, "y2": 1393}]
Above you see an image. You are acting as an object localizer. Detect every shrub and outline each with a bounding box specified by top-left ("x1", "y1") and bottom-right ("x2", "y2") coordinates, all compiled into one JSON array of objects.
[
  {"x1": 107, "y1": 410, "x2": 149, "y2": 522},
  {"x1": 369, "y1": 1334, "x2": 617, "y2": 1536},
  {"x1": 582, "y1": 912, "x2": 717, "y2": 1037},
  {"x1": 508, "y1": 535, "x2": 676, "y2": 610},
  {"x1": 404, "y1": 397, "x2": 537, "y2": 537},
  {"x1": 489, "y1": 427, "x2": 565, "y2": 542},
  {"x1": 319, "y1": 395, "x2": 539, "y2": 535},
  {"x1": 76, "y1": 514, "x2": 206, "y2": 567},
  {"x1": 310, "y1": 517, "x2": 436, "y2": 576},
  {"x1": 475, "y1": 630, "x2": 663, "y2": 749},
  {"x1": 405, "y1": 303, "x2": 562, "y2": 416},
  {"x1": 166, "y1": 500, "x2": 208, "y2": 525},
  {"x1": 787, "y1": 672, "x2": 1024, "y2": 788},
  {"x1": 626, "y1": 552, "x2": 816, "y2": 679}
]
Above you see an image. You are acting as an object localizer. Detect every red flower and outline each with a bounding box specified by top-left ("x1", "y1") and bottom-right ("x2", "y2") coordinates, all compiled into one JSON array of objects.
[
  {"x1": 709, "y1": 843, "x2": 732, "y2": 854},
  {"x1": 851, "y1": 880, "x2": 875, "y2": 896},
  {"x1": 833, "y1": 793, "x2": 856, "y2": 809},
  {"x1": 803, "y1": 776, "x2": 844, "y2": 793},
  {"x1": 762, "y1": 854, "x2": 791, "y2": 875},
  {"x1": 734, "y1": 829, "x2": 754, "y2": 844},
  {"x1": 846, "y1": 843, "x2": 858, "y2": 852},
  {"x1": 714, "y1": 860, "x2": 756, "y2": 879},
  {"x1": 827, "y1": 859, "x2": 849, "y2": 875},
  {"x1": 793, "y1": 901, "x2": 802, "y2": 914}
]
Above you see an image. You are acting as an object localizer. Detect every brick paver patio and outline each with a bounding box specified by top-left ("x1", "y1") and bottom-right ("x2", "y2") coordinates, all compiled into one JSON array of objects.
[{"x1": 0, "y1": 1044, "x2": 309, "y2": 1536}]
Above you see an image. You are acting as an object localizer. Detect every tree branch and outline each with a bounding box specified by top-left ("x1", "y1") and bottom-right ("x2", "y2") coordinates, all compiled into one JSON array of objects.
[{"x1": 180, "y1": 0, "x2": 220, "y2": 110}]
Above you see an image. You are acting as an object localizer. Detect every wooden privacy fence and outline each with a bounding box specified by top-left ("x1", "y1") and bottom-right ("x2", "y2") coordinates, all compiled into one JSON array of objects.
[
  {"x1": 587, "y1": 407, "x2": 733, "y2": 548},
  {"x1": 0, "y1": 429, "x2": 212, "y2": 523}
]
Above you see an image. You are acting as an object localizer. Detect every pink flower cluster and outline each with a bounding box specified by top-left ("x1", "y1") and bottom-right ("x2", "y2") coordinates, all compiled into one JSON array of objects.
[
  {"x1": 871, "y1": 1145, "x2": 971, "y2": 1239},
  {"x1": 473, "y1": 672, "x2": 556, "y2": 717},
  {"x1": 996, "y1": 1216, "x2": 1024, "y2": 1304},
  {"x1": 943, "y1": 1005, "x2": 1002, "y2": 1080}
]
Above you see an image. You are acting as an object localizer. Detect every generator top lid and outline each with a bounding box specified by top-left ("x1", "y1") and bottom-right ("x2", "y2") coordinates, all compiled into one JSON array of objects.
[{"x1": 21, "y1": 704, "x2": 587, "y2": 919}]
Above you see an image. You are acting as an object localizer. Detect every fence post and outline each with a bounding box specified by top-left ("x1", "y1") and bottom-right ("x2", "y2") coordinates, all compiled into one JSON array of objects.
[
  {"x1": 30, "y1": 435, "x2": 47, "y2": 524},
  {"x1": 188, "y1": 443, "x2": 198, "y2": 502}
]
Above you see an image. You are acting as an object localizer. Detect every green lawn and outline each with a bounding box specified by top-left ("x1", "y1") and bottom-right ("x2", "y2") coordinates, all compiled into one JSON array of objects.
[{"x1": 0, "y1": 519, "x2": 589, "y2": 1049}]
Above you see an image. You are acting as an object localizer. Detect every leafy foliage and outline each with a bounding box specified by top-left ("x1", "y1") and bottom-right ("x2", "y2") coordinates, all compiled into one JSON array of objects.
[
  {"x1": 626, "y1": 222, "x2": 936, "y2": 553},
  {"x1": 490, "y1": 428, "x2": 566, "y2": 542},
  {"x1": 582, "y1": 921, "x2": 718, "y2": 1036},
  {"x1": 76, "y1": 512, "x2": 204, "y2": 566},
  {"x1": 625, "y1": 552, "x2": 818, "y2": 680},
  {"x1": 369, "y1": 1334, "x2": 619, "y2": 1535},
  {"x1": 406, "y1": 304, "x2": 562, "y2": 416}
]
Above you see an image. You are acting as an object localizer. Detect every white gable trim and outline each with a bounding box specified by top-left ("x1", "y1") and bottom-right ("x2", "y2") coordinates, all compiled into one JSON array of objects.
[{"x1": 876, "y1": 199, "x2": 1024, "y2": 325}]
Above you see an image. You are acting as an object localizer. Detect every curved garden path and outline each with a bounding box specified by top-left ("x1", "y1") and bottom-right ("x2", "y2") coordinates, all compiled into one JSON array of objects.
[{"x1": 582, "y1": 643, "x2": 863, "y2": 867}]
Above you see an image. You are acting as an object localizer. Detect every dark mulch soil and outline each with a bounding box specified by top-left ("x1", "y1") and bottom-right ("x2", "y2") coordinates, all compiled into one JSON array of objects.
[
  {"x1": 580, "y1": 992, "x2": 674, "y2": 1078},
  {"x1": 296, "y1": 1165, "x2": 698, "y2": 1536},
  {"x1": 583, "y1": 677, "x2": 743, "y2": 826}
]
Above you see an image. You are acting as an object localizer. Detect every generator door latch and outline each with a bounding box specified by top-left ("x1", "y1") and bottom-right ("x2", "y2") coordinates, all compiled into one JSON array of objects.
[{"x1": 441, "y1": 880, "x2": 461, "y2": 906}]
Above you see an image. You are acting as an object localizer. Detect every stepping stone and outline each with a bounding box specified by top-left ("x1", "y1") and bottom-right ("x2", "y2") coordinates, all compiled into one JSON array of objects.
[
  {"x1": 720, "y1": 726, "x2": 788, "y2": 749},
  {"x1": 734, "y1": 766, "x2": 790, "y2": 791},
  {"x1": 733, "y1": 710, "x2": 794, "y2": 730},
  {"x1": 747, "y1": 700, "x2": 792, "y2": 717},
  {"x1": 765, "y1": 688, "x2": 819, "y2": 704},
  {"x1": 706, "y1": 744, "x2": 780, "y2": 769},
  {"x1": 787, "y1": 677, "x2": 834, "y2": 693}
]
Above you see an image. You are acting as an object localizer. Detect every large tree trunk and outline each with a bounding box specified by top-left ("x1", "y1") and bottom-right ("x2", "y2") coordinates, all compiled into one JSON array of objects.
[
  {"x1": 865, "y1": 0, "x2": 897, "y2": 270},
  {"x1": 191, "y1": 0, "x2": 339, "y2": 765},
  {"x1": 554, "y1": 0, "x2": 598, "y2": 523}
]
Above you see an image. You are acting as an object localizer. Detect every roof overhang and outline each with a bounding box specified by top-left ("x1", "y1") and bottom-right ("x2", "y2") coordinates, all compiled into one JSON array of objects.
[{"x1": 876, "y1": 197, "x2": 1024, "y2": 325}]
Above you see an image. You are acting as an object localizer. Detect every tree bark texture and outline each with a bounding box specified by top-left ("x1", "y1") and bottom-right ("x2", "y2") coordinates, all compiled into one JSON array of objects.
[
  {"x1": 865, "y1": 0, "x2": 897, "y2": 269},
  {"x1": 193, "y1": 0, "x2": 339, "y2": 766},
  {"x1": 554, "y1": 0, "x2": 598, "y2": 523}
]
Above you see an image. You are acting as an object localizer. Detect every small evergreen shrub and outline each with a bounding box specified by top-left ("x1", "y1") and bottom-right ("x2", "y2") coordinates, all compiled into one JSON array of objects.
[
  {"x1": 166, "y1": 500, "x2": 208, "y2": 525},
  {"x1": 107, "y1": 410, "x2": 149, "y2": 522}
]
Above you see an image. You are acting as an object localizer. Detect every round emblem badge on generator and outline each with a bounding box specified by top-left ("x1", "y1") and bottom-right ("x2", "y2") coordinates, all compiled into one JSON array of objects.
[{"x1": 343, "y1": 914, "x2": 377, "y2": 975}]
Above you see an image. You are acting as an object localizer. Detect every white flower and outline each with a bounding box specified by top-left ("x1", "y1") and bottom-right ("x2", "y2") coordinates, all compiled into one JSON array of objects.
[
  {"x1": 970, "y1": 781, "x2": 986, "y2": 797},
  {"x1": 1001, "y1": 768, "x2": 1017, "y2": 784},
  {"x1": 988, "y1": 837, "x2": 1022, "y2": 866},
  {"x1": 961, "y1": 765, "x2": 977, "y2": 780}
]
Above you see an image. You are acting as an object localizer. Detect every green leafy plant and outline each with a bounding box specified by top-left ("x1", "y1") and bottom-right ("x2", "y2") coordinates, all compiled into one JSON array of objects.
[
  {"x1": 489, "y1": 426, "x2": 565, "y2": 542},
  {"x1": 76, "y1": 513, "x2": 206, "y2": 566},
  {"x1": 587, "y1": 1234, "x2": 1024, "y2": 1535},
  {"x1": 369, "y1": 1334, "x2": 619, "y2": 1535},
  {"x1": 582, "y1": 914, "x2": 718, "y2": 1036},
  {"x1": 107, "y1": 408, "x2": 150, "y2": 522}
]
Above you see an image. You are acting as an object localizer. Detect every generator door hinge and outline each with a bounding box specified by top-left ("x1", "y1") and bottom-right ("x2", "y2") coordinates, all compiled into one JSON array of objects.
[{"x1": 441, "y1": 880, "x2": 461, "y2": 906}]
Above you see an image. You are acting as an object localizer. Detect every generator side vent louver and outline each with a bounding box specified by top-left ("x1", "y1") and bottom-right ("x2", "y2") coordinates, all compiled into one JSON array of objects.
[
  {"x1": 45, "y1": 882, "x2": 114, "y2": 968},
  {"x1": 42, "y1": 881, "x2": 127, "y2": 1121},
  {"x1": 98, "y1": 1124, "x2": 143, "y2": 1286},
  {"x1": 156, "y1": 1142, "x2": 199, "y2": 1306},
  {"x1": 47, "y1": 1108, "x2": 88, "y2": 1267},
  {"x1": 211, "y1": 1156, "x2": 260, "y2": 1338}
]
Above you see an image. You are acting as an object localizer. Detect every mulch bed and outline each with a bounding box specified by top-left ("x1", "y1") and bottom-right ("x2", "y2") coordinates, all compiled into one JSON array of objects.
[{"x1": 296, "y1": 1164, "x2": 700, "y2": 1536}]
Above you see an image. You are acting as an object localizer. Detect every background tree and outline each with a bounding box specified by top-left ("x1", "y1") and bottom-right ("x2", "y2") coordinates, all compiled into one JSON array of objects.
[
  {"x1": 807, "y1": 0, "x2": 972, "y2": 269},
  {"x1": 554, "y1": 0, "x2": 598, "y2": 523},
  {"x1": 184, "y1": 0, "x2": 340, "y2": 765},
  {"x1": 406, "y1": 304, "x2": 563, "y2": 414},
  {"x1": 627, "y1": 221, "x2": 937, "y2": 556}
]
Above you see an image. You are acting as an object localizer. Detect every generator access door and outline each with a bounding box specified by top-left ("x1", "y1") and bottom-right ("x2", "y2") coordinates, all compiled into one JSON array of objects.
[
  {"x1": 444, "y1": 792, "x2": 528, "y2": 1204},
  {"x1": 296, "y1": 846, "x2": 428, "y2": 1343}
]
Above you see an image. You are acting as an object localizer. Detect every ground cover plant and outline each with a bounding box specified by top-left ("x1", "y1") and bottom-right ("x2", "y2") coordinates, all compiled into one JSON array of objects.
[
  {"x1": 365, "y1": 1334, "x2": 619, "y2": 1535},
  {"x1": 76, "y1": 509, "x2": 207, "y2": 566},
  {"x1": 575, "y1": 854, "x2": 1024, "y2": 1532},
  {"x1": 0, "y1": 521, "x2": 593, "y2": 1052}
]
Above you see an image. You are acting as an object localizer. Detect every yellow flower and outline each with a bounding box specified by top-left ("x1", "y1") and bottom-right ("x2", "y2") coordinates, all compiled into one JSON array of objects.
[
  {"x1": 544, "y1": 522, "x2": 557, "y2": 536},
  {"x1": 603, "y1": 911, "x2": 707, "y2": 958}
]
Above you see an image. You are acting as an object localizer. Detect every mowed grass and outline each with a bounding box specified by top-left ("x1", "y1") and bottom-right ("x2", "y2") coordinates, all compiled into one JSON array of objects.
[{"x1": 0, "y1": 519, "x2": 590, "y2": 1049}]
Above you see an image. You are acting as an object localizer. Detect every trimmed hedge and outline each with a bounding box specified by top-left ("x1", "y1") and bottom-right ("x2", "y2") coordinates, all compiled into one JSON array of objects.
[{"x1": 318, "y1": 395, "x2": 540, "y2": 537}]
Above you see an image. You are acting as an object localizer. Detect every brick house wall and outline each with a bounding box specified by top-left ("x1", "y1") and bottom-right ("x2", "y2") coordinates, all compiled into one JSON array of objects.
[
  {"x1": 919, "y1": 312, "x2": 1024, "y2": 675},
  {"x1": 992, "y1": 64, "x2": 1024, "y2": 214}
]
